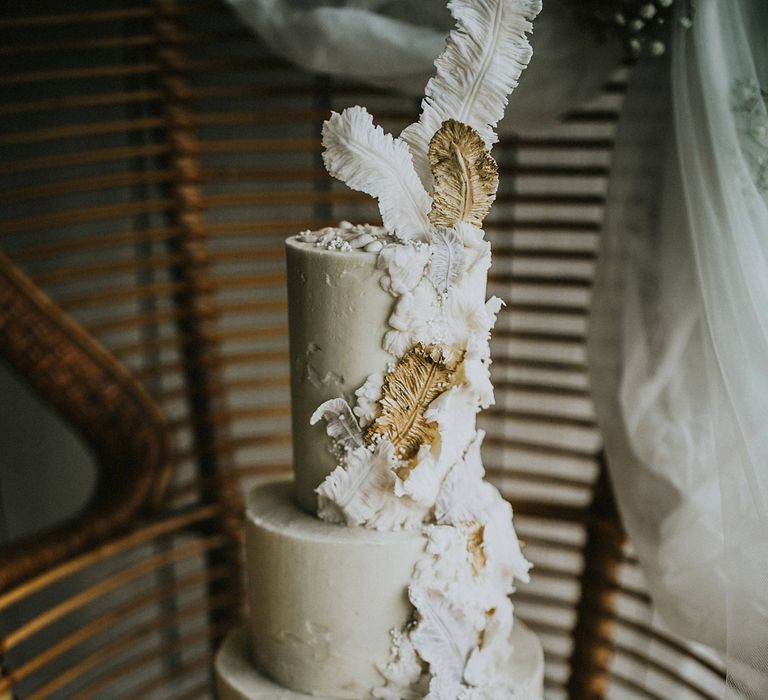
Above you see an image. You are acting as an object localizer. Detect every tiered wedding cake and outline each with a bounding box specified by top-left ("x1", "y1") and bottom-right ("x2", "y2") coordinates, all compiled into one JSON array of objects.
[{"x1": 215, "y1": 0, "x2": 545, "y2": 697}]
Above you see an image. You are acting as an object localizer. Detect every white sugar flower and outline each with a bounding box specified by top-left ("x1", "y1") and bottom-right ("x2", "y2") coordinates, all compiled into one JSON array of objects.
[
  {"x1": 353, "y1": 372, "x2": 384, "y2": 428},
  {"x1": 378, "y1": 243, "x2": 430, "y2": 296}
]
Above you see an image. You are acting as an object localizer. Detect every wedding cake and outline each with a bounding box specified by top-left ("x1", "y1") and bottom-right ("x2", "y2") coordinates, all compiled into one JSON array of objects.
[{"x1": 215, "y1": 0, "x2": 545, "y2": 697}]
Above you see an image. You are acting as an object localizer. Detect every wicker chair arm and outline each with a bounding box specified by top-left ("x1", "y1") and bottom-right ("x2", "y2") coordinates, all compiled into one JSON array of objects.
[{"x1": 0, "y1": 251, "x2": 172, "y2": 592}]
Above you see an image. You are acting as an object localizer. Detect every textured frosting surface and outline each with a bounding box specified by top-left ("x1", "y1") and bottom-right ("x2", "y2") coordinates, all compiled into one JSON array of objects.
[
  {"x1": 217, "y1": 622, "x2": 544, "y2": 700},
  {"x1": 286, "y1": 235, "x2": 395, "y2": 513},
  {"x1": 245, "y1": 479, "x2": 426, "y2": 698}
]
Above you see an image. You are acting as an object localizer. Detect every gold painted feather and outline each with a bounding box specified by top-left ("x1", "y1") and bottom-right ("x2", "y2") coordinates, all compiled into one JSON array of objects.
[
  {"x1": 365, "y1": 343, "x2": 454, "y2": 461},
  {"x1": 428, "y1": 119, "x2": 499, "y2": 228}
]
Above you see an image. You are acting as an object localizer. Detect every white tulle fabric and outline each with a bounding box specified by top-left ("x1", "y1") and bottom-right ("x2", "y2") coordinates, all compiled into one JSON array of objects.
[
  {"x1": 223, "y1": 0, "x2": 621, "y2": 130},
  {"x1": 590, "y1": 1, "x2": 768, "y2": 695}
]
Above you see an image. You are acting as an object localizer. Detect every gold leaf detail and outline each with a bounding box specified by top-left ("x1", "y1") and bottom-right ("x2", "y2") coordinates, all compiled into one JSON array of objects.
[
  {"x1": 428, "y1": 119, "x2": 499, "y2": 228},
  {"x1": 464, "y1": 520, "x2": 487, "y2": 575},
  {"x1": 478, "y1": 607, "x2": 496, "y2": 648},
  {"x1": 365, "y1": 343, "x2": 453, "y2": 462}
]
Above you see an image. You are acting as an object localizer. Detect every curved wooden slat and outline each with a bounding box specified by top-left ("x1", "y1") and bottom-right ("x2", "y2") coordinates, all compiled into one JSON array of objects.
[
  {"x1": 7, "y1": 563, "x2": 230, "y2": 685},
  {"x1": 0, "y1": 505, "x2": 219, "y2": 613},
  {"x1": 0, "y1": 252, "x2": 172, "y2": 593}
]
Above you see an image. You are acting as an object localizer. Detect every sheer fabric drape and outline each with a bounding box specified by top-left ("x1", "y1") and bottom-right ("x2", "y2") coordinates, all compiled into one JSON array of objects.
[
  {"x1": 224, "y1": 0, "x2": 620, "y2": 130},
  {"x1": 590, "y1": 1, "x2": 768, "y2": 695}
]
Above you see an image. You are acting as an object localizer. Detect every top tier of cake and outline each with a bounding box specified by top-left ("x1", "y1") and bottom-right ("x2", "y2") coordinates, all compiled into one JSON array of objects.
[
  {"x1": 286, "y1": 225, "x2": 394, "y2": 513},
  {"x1": 286, "y1": 222, "x2": 494, "y2": 516},
  {"x1": 286, "y1": 223, "x2": 492, "y2": 516}
]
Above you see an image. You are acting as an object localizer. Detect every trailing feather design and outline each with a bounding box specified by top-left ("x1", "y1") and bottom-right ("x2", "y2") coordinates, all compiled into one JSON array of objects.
[
  {"x1": 428, "y1": 120, "x2": 499, "y2": 228},
  {"x1": 428, "y1": 226, "x2": 467, "y2": 294},
  {"x1": 310, "y1": 397, "x2": 363, "y2": 451},
  {"x1": 322, "y1": 106, "x2": 432, "y2": 240},
  {"x1": 401, "y1": 0, "x2": 542, "y2": 187}
]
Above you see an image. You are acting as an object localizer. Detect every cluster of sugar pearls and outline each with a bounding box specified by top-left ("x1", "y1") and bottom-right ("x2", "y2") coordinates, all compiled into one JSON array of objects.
[{"x1": 297, "y1": 221, "x2": 388, "y2": 253}]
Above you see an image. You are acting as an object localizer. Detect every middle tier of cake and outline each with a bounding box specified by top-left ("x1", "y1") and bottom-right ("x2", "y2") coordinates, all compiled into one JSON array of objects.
[{"x1": 245, "y1": 479, "x2": 427, "y2": 698}]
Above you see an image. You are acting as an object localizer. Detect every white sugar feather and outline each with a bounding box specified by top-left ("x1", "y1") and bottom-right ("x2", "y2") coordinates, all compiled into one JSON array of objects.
[
  {"x1": 428, "y1": 227, "x2": 467, "y2": 294},
  {"x1": 409, "y1": 586, "x2": 476, "y2": 686},
  {"x1": 395, "y1": 444, "x2": 443, "y2": 506},
  {"x1": 310, "y1": 397, "x2": 363, "y2": 451},
  {"x1": 366, "y1": 492, "x2": 429, "y2": 532},
  {"x1": 435, "y1": 431, "x2": 497, "y2": 524},
  {"x1": 463, "y1": 599, "x2": 514, "y2": 687},
  {"x1": 483, "y1": 493, "x2": 532, "y2": 583},
  {"x1": 316, "y1": 441, "x2": 428, "y2": 531},
  {"x1": 401, "y1": 0, "x2": 542, "y2": 187},
  {"x1": 322, "y1": 106, "x2": 432, "y2": 240},
  {"x1": 316, "y1": 441, "x2": 396, "y2": 527},
  {"x1": 425, "y1": 386, "x2": 479, "y2": 471}
]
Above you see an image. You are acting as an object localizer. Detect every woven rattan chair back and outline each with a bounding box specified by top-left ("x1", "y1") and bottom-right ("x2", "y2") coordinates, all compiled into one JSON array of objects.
[{"x1": 0, "y1": 1, "x2": 727, "y2": 698}]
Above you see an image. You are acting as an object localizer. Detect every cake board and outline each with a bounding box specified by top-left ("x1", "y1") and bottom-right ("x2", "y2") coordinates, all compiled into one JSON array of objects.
[{"x1": 216, "y1": 621, "x2": 545, "y2": 700}]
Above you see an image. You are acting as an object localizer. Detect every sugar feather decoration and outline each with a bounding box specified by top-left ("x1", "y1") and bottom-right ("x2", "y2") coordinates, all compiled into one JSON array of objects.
[
  {"x1": 365, "y1": 344, "x2": 456, "y2": 461},
  {"x1": 321, "y1": 106, "x2": 432, "y2": 241},
  {"x1": 463, "y1": 601, "x2": 514, "y2": 688},
  {"x1": 428, "y1": 120, "x2": 499, "y2": 229},
  {"x1": 434, "y1": 430, "x2": 497, "y2": 524},
  {"x1": 409, "y1": 585, "x2": 477, "y2": 692},
  {"x1": 316, "y1": 440, "x2": 428, "y2": 530},
  {"x1": 427, "y1": 227, "x2": 467, "y2": 295},
  {"x1": 401, "y1": 0, "x2": 542, "y2": 188},
  {"x1": 310, "y1": 397, "x2": 363, "y2": 451}
]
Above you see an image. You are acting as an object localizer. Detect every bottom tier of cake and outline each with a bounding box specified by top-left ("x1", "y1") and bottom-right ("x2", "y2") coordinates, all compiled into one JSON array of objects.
[
  {"x1": 216, "y1": 621, "x2": 545, "y2": 700},
  {"x1": 236, "y1": 478, "x2": 545, "y2": 699}
]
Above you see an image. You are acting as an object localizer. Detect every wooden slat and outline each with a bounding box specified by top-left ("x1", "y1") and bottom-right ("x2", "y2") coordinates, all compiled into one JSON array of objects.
[
  {"x1": 7, "y1": 564, "x2": 230, "y2": 686},
  {"x1": 0, "y1": 505, "x2": 219, "y2": 613},
  {"x1": 0, "y1": 199, "x2": 173, "y2": 236},
  {"x1": 0, "y1": 143, "x2": 170, "y2": 177},
  {"x1": 2, "y1": 531, "x2": 227, "y2": 652},
  {"x1": 0, "y1": 8, "x2": 153, "y2": 29}
]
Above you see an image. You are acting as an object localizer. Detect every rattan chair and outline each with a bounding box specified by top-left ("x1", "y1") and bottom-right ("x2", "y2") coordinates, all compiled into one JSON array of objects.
[{"x1": 0, "y1": 1, "x2": 728, "y2": 698}]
